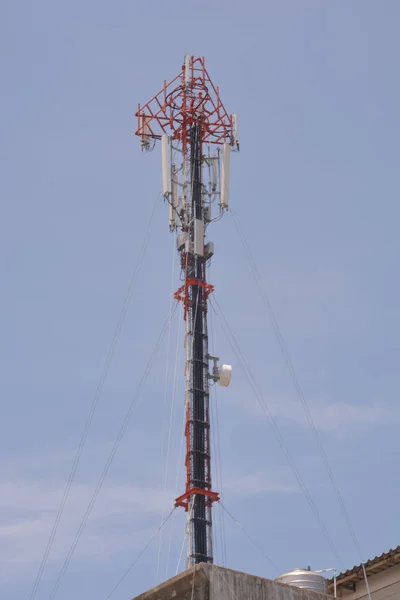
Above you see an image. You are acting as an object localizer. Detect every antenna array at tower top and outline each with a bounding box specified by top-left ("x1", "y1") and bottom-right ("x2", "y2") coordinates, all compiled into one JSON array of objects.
[{"x1": 136, "y1": 55, "x2": 239, "y2": 150}]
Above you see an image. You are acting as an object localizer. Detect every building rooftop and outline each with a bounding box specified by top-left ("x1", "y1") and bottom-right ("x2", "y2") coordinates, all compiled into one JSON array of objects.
[
  {"x1": 132, "y1": 563, "x2": 331, "y2": 600},
  {"x1": 328, "y1": 546, "x2": 400, "y2": 594}
]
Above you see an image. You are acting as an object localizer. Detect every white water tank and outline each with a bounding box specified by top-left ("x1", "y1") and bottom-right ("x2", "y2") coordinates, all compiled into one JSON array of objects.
[{"x1": 275, "y1": 568, "x2": 327, "y2": 594}]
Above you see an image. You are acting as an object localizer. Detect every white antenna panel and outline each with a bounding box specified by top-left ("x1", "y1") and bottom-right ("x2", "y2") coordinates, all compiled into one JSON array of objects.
[
  {"x1": 194, "y1": 219, "x2": 204, "y2": 256},
  {"x1": 169, "y1": 166, "x2": 178, "y2": 231},
  {"x1": 211, "y1": 157, "x2": 218, "y2": 191},
  {"x1": 141, "y1": 114, "x2": 150, "y2": 136},
  {"x1": 185, "y1": 54, "x2": 192, "y2": 86},
  {"x1": 172, "y1": 168, "x2": 179, "y2": 208},
  {"x1": 233, "y1": 113, "x2": 240, "y2": 149},
  {"x1": 169, "y1": 203, "x2": 176, "y2": 231},
  {"x1": 161, "y1": 134, "x2": 171, "y2": 197},
  {"x1": 220, "y1": 143, "x2": 230, "y2": 210},
  {"x1": 140, "y1": 115, "x2": 151, "y2": 150}
]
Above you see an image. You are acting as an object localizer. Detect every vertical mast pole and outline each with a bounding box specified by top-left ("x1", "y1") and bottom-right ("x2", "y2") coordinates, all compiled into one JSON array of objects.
[
  {"x1": 136, "y1": 55, "x2": 238, "y2": 570},
  {"x1": 187, "y1": 121, "x2": 209, "y2": 565}
]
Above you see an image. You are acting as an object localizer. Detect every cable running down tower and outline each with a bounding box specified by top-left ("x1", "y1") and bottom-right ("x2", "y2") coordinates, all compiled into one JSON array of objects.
[{"x1": 136, "y1": 55, "x2": 239, "y2": 568}]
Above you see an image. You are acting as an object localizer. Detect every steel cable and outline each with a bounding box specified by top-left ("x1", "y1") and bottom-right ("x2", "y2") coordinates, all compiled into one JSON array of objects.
[
  {"x1": 164, "y1": 303, "x2": 184, "y2": 579},
  {"x1": 219, "y1": 502, "x2": 279, "y2": 574},
  {"x1": 230, "y1": 208, "x2": 371, "y2": 596},
  {"x1": 104, "y1": 507, "x2": 176, "y2": 600},
  {"x1": 28, "y1": 198, "x2": 159, "y2": 600},
  {"x1": 156, "y1": 232, "x2": 178, "y2": 582},
  {"x1": 209, "y1": 305, "x2": 227, "y2": 566},
  {"x1": 210, "y1": 296, "x2": 344, "y2": 568},
  {"x1": 175, "y1": 495, "x2": 196, "y2": 575},
  {"x1": 47, "y1": 301, "x2": 178, "y2": 600}
]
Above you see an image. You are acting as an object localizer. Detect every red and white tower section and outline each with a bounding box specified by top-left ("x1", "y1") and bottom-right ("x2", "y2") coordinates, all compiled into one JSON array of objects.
[{"x1": 136, "y1": 55, "x2": 239, "y2": 568}]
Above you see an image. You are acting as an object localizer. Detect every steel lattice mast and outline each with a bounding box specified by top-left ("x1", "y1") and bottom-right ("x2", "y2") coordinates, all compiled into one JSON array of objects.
[{"x1": 136, "y1": 55, "x2": 239, "y2": 568}]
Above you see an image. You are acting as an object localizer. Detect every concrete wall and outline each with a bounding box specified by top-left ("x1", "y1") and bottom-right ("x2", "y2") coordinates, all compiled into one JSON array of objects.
[
  {"x1": 132, "y1": 564, "x2": 209, "y2": 600},
  {"x1": 207, "y1": 564, "x2": 329, "y2": 600},
  {"x1": 338, "y1": 565, "x2": 400, "y2": 600},
  {"x1": 132, "y1": 563, "x2": 331, "y2": 600}
]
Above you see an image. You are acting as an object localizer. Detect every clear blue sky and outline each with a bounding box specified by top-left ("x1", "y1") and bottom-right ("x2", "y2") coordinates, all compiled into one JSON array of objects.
[{"x1": 1, "y1": 1, "x2": 400, "y2": 599}]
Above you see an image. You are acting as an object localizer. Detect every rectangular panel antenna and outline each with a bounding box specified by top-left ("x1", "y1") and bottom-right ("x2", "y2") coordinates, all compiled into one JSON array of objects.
[
  {"x1": 161, "y1": 134, "x2": 171, "y2": 197},
  {"x1": 221, "y1": 143, "x2": 230, "y2": 210},
  {"x1": 169, "y1": 165, "x2": 178, "y2": 231},
  {"x1": 233, "y1": 113, "x2": 240, "y2": 149},
  {"x1": 211, "y1": 157, "x2": 218, "y2": 192},
  {"x1": 194, "y1": 218, "x2": 204, "y2": 255},
  {"x1": 185, "y1": 54, "x2": 192, "y2": 86}
]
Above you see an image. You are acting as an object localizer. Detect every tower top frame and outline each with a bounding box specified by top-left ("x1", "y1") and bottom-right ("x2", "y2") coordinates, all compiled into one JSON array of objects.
[{"x1": 136, "y1": 55, "x2": 238, "y2": 149}]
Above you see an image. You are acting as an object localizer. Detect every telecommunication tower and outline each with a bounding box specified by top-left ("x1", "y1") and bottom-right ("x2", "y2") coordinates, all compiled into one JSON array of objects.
[{"x1": 136, "y1": 55, "x2": 239, "y2": 568}]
